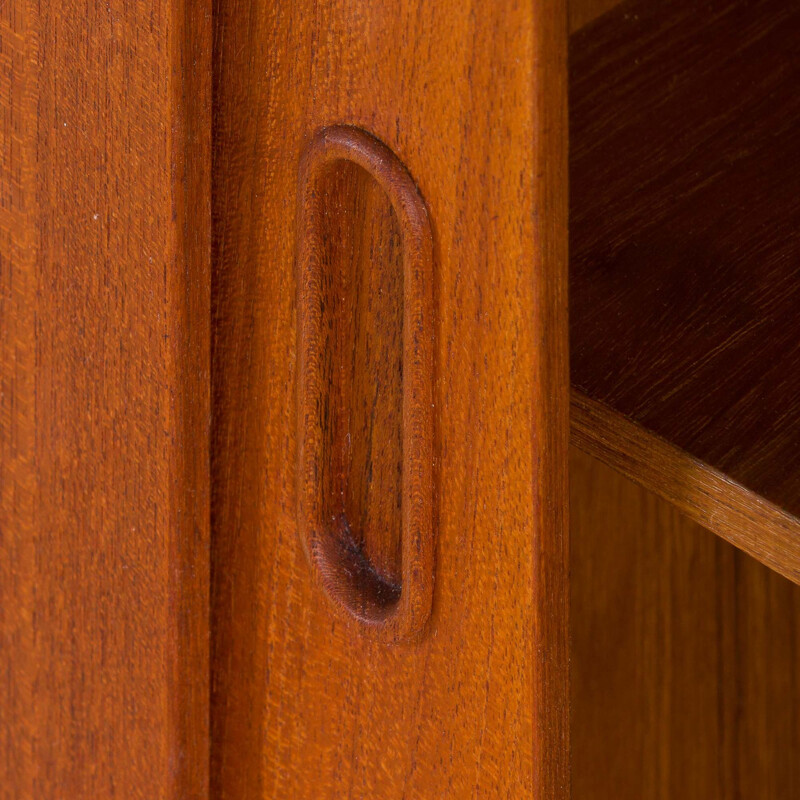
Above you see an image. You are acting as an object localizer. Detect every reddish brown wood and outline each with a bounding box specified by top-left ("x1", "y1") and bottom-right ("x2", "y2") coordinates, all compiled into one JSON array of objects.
[
  {"x1": 572, "y1": 391, "x2": 800, "y2": 584},
  {"x1": 0, "y1": 1, "x2": 210, "y2": 796},
  {"x1": 570, "y1": 0, "x2": 800, "y2": 578},
  {"x1": 296, "y1": 126, "x2": 435, "y2": 642},
  {"x1": 572, "y1": 446, "x2": 800, "y2": 798},
  {"x1": 211, "y1": 0, "x2": 569, "y2": 796}
]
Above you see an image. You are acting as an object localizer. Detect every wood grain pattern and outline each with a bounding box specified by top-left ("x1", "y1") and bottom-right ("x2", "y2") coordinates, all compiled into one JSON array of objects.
[
  {"x1": 573, "y1": 391, "x2": 800, "y2": 584},
  {"x1": 211, "y1": 0, "x2": 569, "y2": 796},
  {"x1": 568, "y1": 0, "x2": 625, "y2": 32},
  {"x1": 570, "y1": 0, "x2": 800, "y2": 576},
  {"x1": 0, "y1": 1, "x2": 210, "y2": 797},
  {"x1": 296, "y1": 126, "x2": 435, "y2": 642},
  {"x1": 571, "y1": 446, "x2": 800, "y2": 798}
]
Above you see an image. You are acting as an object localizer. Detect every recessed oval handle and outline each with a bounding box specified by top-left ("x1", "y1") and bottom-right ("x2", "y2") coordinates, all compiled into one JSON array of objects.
[{"x1": 296, "y1": 126, "x2": 435, "y2": 643}]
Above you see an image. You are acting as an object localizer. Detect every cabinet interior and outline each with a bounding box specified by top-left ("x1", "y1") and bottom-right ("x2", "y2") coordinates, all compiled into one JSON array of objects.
[{"x1": 569, "y1": 0, "x2": 800, "y2": 795}]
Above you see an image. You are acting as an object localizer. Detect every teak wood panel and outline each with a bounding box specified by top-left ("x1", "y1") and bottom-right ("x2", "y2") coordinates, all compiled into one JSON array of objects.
[
  {"x1": 211, "y1": 0, "x2": 569, "y2": 797},
  {"x1": 571, "y1": 447, "x2": 800, "y2": 798},
  {"x1": 0, "y1": 2, "x2": 210, "y2": 797}
]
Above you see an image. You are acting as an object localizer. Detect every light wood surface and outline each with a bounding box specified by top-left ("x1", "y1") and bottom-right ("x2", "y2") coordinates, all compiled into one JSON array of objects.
[
  {"x1": 211, "y1": 0, "x2": 569, "y2": 796},
  {"x1": 572, "y1": 447, "x2": 800, "y2": 798},
  {"x1": 570, "y1": 0, "x2": 800, "y2": 579},
  {"x1": 0, "y1": 2, "x2": 211, "y2": 797}
]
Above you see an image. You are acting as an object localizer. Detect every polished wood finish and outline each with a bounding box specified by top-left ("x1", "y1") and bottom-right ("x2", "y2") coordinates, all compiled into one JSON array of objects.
[
  {"x1": 570, "y1": 0, "x2": 800, "y2": 579},
  {"x1": 296, "y1": 126, "x2": 435, "y2": 642},
  {"x1": 9, "y1": 0, "x2": 796, "y2": 793},
  {"x1": 211, "y1": 0, "x2": 569, "y2": 796},
  {"x1": 572, "y1": 447, "x2": 800, "y2": 798},
  {"x1": 0, "y1": 1, "x2": 211, "y2": 797}
]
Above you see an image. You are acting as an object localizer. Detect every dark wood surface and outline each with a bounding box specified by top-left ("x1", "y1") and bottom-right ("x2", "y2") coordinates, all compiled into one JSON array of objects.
[
  {"x1": 0, "y1": 1, "x2": 211, "y2": 798},
  {"x1": 211, "y1": 0, "x2": 569, "y2": 796},
  {"x1": 568, "y1": 0, "x2": 624, "y2": 33},
  {"x1": 570, "y1": 0, "x2": 800, "y2": 575},
  {"x1": 572, "y1": 446, "x2": 800, "y2": 798}
]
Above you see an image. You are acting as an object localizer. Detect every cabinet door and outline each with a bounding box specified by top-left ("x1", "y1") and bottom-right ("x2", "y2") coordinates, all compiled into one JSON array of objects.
[
  {"x1": 0, "y1": 2, "x2": 210, "y2": 797},
  {"x1": 211, "y1": 0, "x2": 570, "y2": 796}
]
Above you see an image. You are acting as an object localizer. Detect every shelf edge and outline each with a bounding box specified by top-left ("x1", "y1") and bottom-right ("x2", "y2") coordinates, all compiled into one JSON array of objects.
[{"x1": 571, "y1": 389, "x2": 800, "y2": 585}]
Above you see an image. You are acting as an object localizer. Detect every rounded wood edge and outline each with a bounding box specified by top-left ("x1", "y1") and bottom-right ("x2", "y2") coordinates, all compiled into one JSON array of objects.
[{"x1": 296, "y1": 125, "x2": 435, "y2": 644}]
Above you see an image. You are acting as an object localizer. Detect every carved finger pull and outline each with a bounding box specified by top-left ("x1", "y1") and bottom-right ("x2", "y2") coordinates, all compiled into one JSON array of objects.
[{"x1": 296, "y1": 126, "x2": 435, "y2": 643}]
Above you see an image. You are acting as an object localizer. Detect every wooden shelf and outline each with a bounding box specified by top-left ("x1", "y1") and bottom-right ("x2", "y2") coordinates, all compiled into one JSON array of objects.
[{"x1": 569, "y1": 0, "x2": 800, "y2": 583}]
